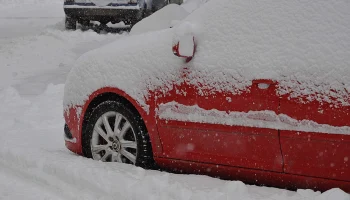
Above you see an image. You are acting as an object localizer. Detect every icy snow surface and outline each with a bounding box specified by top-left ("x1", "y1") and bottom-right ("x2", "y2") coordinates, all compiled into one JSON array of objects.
[{"x1": 64, "y1": 0, "x2": 350, "y2": 114}]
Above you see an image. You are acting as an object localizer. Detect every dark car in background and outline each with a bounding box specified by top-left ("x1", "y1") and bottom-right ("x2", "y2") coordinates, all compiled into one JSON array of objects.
[{"x1": 64, "y1": 0, "x2": 183, "y2": 30}]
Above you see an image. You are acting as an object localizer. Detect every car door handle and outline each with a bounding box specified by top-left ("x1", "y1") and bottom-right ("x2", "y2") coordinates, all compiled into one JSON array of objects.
[{"x1": 252, "y1": 79, "x2": 275, "y2": 89}]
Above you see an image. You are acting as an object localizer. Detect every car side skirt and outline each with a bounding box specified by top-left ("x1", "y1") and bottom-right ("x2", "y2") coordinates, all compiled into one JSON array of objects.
[{"x1": 154, "y1": 157, "x2": 350, "y2": 193}]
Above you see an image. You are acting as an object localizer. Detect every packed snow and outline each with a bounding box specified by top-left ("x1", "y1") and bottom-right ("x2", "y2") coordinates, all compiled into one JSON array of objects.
[
  {"x1": 0, "y1": 0, "x2": 349, "y2": 199},
  {"x1": 158, "y1": 102, "x2": 350, "y2": 135}
]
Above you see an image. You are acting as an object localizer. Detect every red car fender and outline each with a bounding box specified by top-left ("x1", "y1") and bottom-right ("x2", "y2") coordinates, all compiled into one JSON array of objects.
[{"x1": 64, "y1": 87, "x2": 163, "y2": 156}]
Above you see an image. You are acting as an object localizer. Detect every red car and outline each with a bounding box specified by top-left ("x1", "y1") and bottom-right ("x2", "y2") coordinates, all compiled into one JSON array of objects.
[{"x1": 63, "y1": 0, "x2": 350, "y2": 192}]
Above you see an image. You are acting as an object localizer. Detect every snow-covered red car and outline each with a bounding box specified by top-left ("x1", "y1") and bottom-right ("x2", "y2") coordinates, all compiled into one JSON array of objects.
[{"x1": 63, "y1": 0, "x2": 350, "y2": 192}]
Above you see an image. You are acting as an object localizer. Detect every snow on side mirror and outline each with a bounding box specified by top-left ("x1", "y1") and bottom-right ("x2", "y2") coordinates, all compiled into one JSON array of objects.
[
  {"x1": 172, "y1": 21, "x2": 198, "y2": 63},
  {"x1": 172, "y1": 35, "x2": 196, "y2": 62}
]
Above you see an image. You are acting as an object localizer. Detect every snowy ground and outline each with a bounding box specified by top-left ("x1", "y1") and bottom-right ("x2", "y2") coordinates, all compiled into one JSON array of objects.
[{"x1": 0, "y1": 0, "x2": 349, "y2": 199}]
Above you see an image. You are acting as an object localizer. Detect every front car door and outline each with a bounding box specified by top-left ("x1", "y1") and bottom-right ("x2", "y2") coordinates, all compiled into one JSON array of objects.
[{"x1": 155, "y1": 66, "x2": 283, "y2": 172}]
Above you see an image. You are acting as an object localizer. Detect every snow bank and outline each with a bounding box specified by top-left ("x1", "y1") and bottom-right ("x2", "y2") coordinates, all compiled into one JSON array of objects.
[
  {"x1": 0, "y1": 28, "x2": 120, "y2": 93},
  {"x1": 130, "y1": 4, "x2": 189, "y2": 35},
  {"x1": 65, "y1": 0, "x2": 350, "y2": 113}
]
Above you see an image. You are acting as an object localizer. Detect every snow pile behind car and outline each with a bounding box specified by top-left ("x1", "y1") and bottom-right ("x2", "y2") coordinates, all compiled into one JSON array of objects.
[{"x1": 65, "y1": 0, "x2": 350, "y2": 111}]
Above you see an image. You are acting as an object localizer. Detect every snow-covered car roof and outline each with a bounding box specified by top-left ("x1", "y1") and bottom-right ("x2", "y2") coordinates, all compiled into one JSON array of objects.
[{"x1": 64, "y1": 0, "x2": 350, "y2": 111}]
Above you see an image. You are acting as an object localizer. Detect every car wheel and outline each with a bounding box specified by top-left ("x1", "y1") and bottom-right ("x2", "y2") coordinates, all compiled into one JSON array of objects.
[
  {"x1": 82, "y1": 100, "x2": 155, "y2": 169},
  {"x1": 65, "y1": 16, "x2": 76, "y2": 30}
]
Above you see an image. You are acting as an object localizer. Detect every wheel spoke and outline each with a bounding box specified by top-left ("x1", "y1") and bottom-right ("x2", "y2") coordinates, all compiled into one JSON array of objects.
[
  {"x1": 112, "y1": 152, "x2": 122, "y2": 162},
  {"x1": 121, "y1": 148, "x2": 136, "y2": 164},
  {"x1": 113, "y1": 114, "x2": 122, "y2": 136},
  {"x1": 121, "y1": 140, "x2": 137, "y2": 149},
  {"x1": 94, "y1": 126, "x2": 109, "y2": 143},
  {"x1": 91, "y1": 145, "x2": 108, "y2": 153},
  {"x1": 119, "y1": 121, "x2": 131, "y2": 139},
  {"x1": 101, "y1": 150, "x2": 111, "y2": 161},
  {"x1": 102, "y1": 114, "x2": 113, "y2": 137}
]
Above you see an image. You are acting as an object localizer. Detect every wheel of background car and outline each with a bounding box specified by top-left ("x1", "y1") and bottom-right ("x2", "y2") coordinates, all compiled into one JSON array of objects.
[
  {"x1": 82, "y1": 100, "x2": 155, "y2": 169},
  {"x1": 65, "y1": 16, "x2": 76, "y2": 30}
]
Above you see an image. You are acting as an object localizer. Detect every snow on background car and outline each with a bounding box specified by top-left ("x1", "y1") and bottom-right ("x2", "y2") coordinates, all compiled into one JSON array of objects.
[
  {"x1": 0, "y1": 0, "x2": 349, "y2": 199},
  {"x1": 130, "y1": 0, "x2": 209, "y2": 35}
]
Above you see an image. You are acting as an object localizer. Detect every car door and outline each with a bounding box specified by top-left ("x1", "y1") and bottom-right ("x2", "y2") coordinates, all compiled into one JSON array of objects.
[
  {"x1": 279, "y1": 86, "x2": 350, "y2": 181},
  {"x1": 156, "y1": 66, "x2": 284, "y2": 172}
]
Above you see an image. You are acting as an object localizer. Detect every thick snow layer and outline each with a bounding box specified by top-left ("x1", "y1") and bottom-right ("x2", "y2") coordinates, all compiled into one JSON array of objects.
[
  {"x1": 158, "y1": 101, "x2": 350, "y2": 135},
  {"x1": 130, "y1": 4, "x2": 189, "y2": 35},
  {"x1": 182, "y1": 0, "x2": 209, "y2": 13},
  {"x1": 64, "y1": 0, "x2": 350, "y2": 113},
  {"x1": 1, "y1": 85, "x2": 350, "y2": 200}
]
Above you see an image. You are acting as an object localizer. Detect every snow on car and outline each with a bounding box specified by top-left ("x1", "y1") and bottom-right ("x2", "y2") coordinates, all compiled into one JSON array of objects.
[{"x1": 63, "y1": 0, "x2": 350, "y2": 193}]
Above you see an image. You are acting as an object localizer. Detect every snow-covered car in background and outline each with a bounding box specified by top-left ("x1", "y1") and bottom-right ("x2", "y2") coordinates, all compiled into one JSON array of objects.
[
  {"x1": 63, "y1": 0, "x2": 350, "y2": 193},
  {"x1": 63, "y1": 0, "x2": 183, "y2": 30},
  {"x1": 130, "y1": 0, "x2": 209, "y2": 35}
]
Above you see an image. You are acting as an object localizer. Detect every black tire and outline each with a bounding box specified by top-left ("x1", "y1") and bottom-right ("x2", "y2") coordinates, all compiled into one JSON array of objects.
[
  {"x1": 79, "y1": 19, "x2": 90, "y2": 27},
  {"x1": 82, "y1": 100, "x2": 155, "y2": 169},
  {"x1": 65, "y1": 16, "x2": 76, "y2": 30}
]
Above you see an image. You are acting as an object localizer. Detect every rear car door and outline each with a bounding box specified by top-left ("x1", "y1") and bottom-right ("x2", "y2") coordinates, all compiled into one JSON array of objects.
[
  {"x1": 279, "y1": 87, "x2": 350, "y2": 181},
  {"x1": 156, "y1": 67, "x2": 283, "y2": 172}
]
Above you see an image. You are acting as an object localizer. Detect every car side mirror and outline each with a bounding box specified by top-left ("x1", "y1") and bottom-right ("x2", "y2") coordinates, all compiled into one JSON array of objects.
[{"x1": 172, "y1": 35, "x2": 196, "y2": 62}]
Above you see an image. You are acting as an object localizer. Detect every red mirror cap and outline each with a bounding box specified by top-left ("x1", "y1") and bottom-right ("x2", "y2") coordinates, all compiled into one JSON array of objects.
[{"x1": 172, "y1": 42, "x2": 181, "y2": 57}]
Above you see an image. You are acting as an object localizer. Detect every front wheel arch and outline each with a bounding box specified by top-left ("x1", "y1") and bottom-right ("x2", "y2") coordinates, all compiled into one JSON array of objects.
[{"x1": 81, "y1": 91, "x2": 157, "y2": 168}]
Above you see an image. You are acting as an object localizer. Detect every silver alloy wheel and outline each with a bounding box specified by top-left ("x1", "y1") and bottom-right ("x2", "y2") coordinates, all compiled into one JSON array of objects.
[{"x1": 91, "y1": 111, "x2": 137, "y2": 164}]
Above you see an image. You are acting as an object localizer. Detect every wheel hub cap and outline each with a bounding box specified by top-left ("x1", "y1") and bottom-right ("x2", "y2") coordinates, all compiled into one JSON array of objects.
[{"x1": 111, "y1": 141, "x2": 121, "y2": 151}]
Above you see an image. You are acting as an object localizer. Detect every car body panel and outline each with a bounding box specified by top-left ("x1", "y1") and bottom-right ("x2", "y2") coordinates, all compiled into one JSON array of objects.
[
  {"x1": 279, "y1": 93, "x2": 350, "y2": 181},
  {"x1": 155, "y1": 68, "x2": 283, "y2": 172},
  {"x1": 155, "y1": 157, "x2": 350, "y2": 193},
  {"x1": 280, "y1": 131, "x2": 350, "y2": 182}
]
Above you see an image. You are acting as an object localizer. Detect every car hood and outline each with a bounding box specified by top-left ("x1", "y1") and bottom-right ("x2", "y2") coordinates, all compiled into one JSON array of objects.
[{"x1": 63, "y1": 28, "x2": 184, "y2": 112}]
